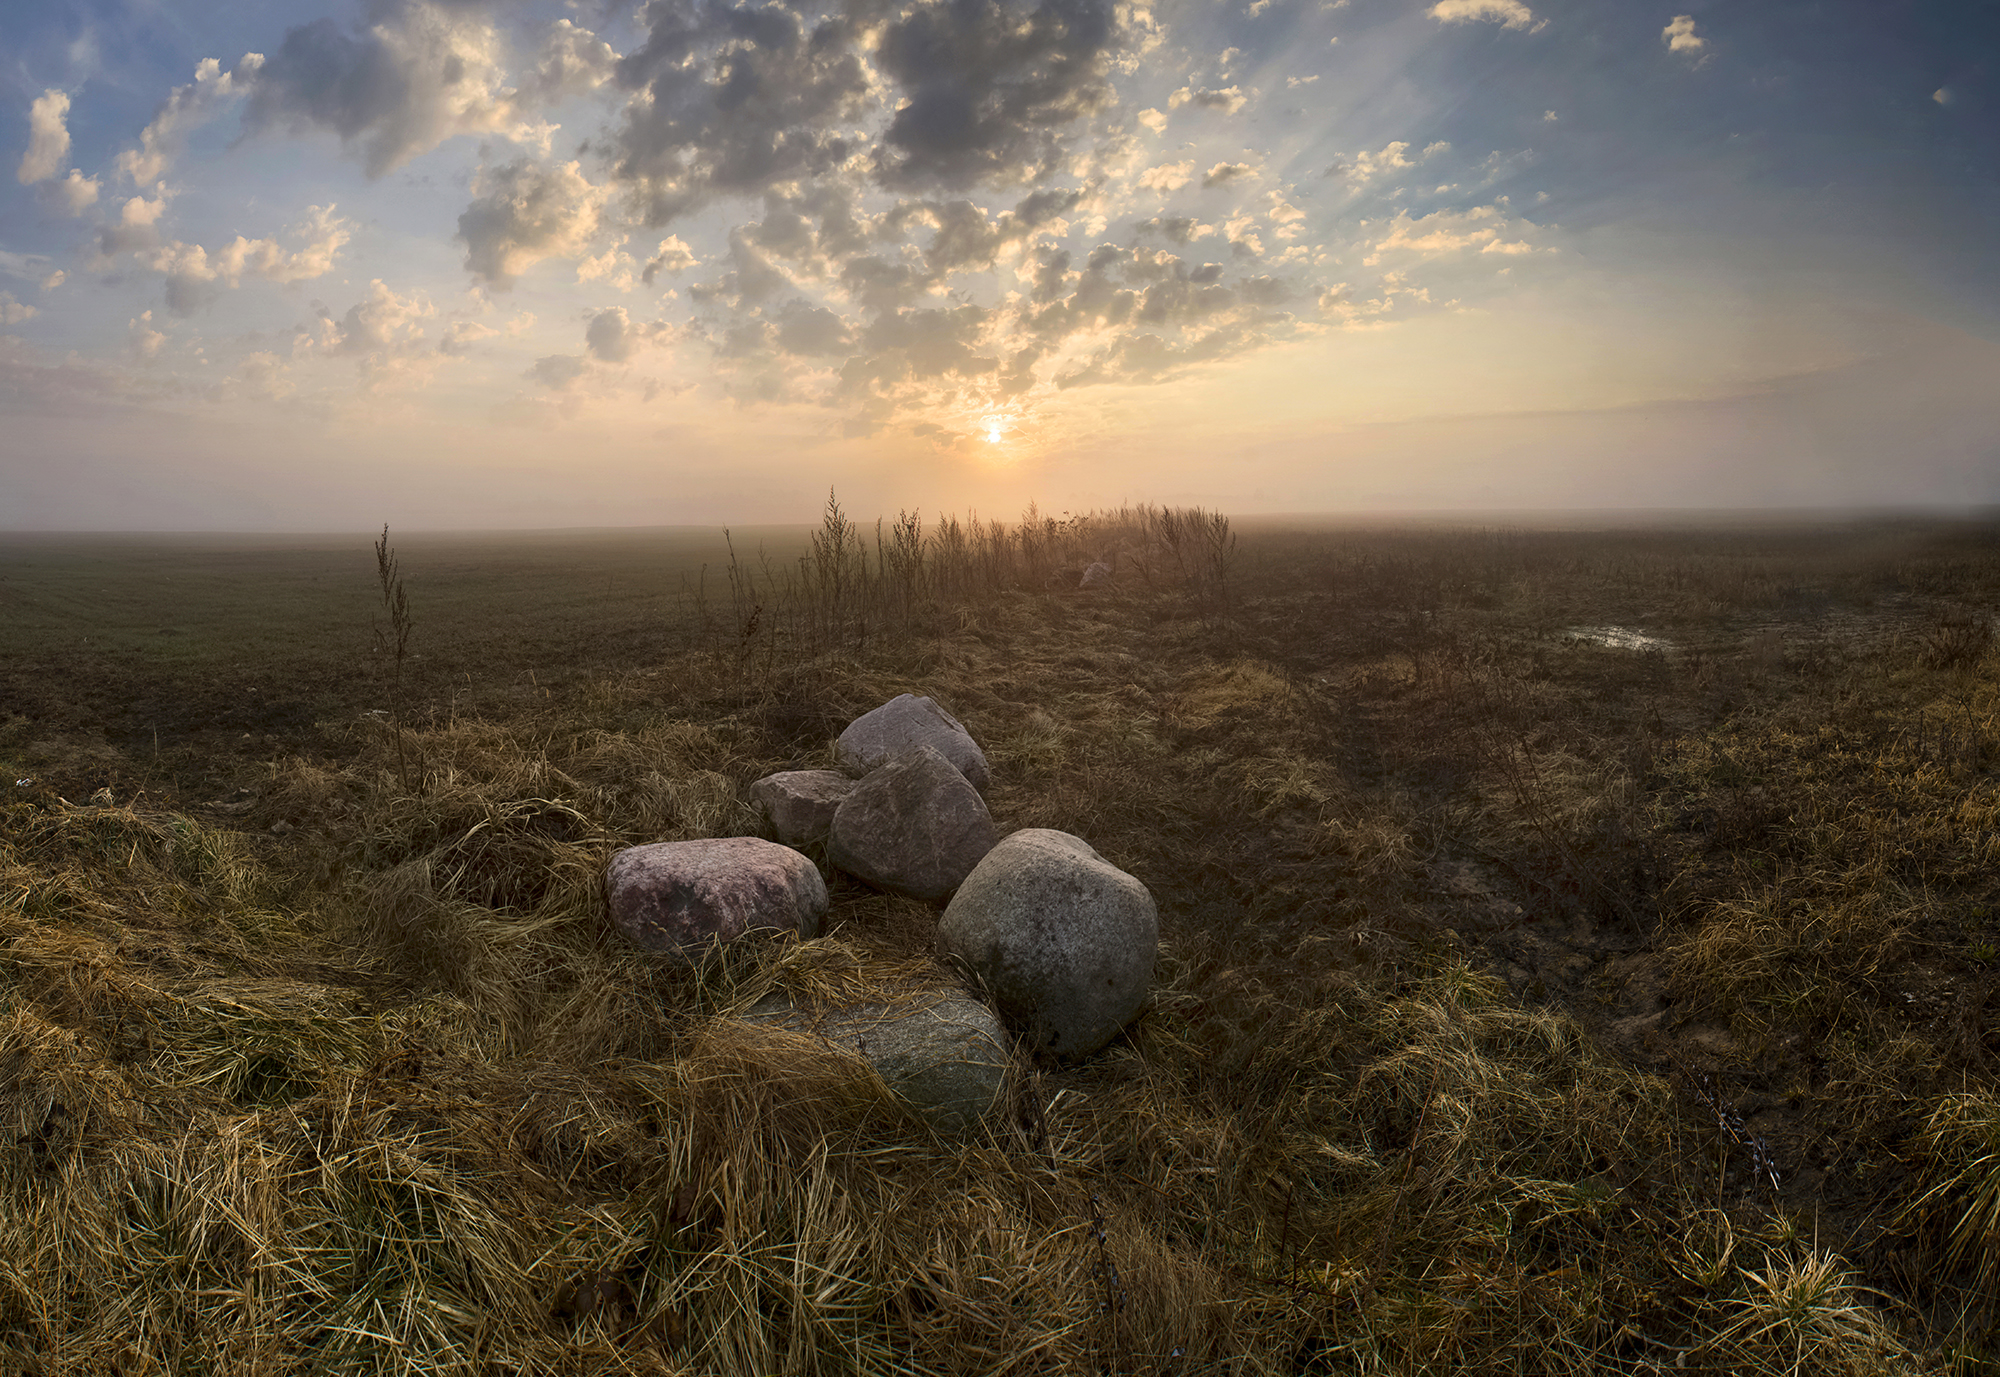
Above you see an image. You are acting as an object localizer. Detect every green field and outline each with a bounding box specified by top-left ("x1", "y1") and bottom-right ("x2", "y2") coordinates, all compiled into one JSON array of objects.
[{"x1": 2, "y1": 505, "x2": 1998, "y2": 1373}]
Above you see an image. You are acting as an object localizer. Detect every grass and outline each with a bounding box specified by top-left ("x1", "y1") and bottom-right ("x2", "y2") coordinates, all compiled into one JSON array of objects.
[{"x1": 1, "y1": 506, "x2": 1997, "y2": 1372}]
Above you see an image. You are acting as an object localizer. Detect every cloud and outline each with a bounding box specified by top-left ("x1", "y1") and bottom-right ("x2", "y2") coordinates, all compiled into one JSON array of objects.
[
  {"x1": 871, "y1": 0, "x2": 1123, "y2": 189},
  {"x1": 1139, "y1": 161, "x2": 1195, "y2": 192},
  {"x1": 17, "y1": 90, "x2": 72, "y2": 184},
  {"x1": 1138, "y1": 108, "x2": 1168, "y2": 134},
  {"x1": 128, "y1": 311, "x2": 166, "y2": 358},
  {"x1": 117, "y1": 55, "x2": 264, "y2": 185},
  {"x1": 457, "y1": 159, "x2": 610, "y2": 287},
  {"x1": 218, "y1": 350, "x2": 296, "y2": 403},
  {"x1": 1333, "y1": 141, "x2": 1414, "y2": 182},
  {"x1": 772, "y1": 299, "x2": 853, "y2": 356},
  {"x1": 584, "y1": 306, "x2": 672, "y2": 362},
  {"x1": 0, "y1": 249, "x2": 54, "y2": 283},
  {"x1": 1662, "y1": 16, "x2": 1704, "y2": 54},
  {"x1": 1168, "y1": 85, "x2": 1249, "y2": 114},
  {"x1": 1, "y1": 293, "x2": 38, "y2": 326},
  {"x1": 54, "y1": 169, "x2": 100, "y2": 215},
  {"x1": 1428, "y1": 0, "x2": 1538, "y2": 30},
  {"x1": 641, "y1": 236, "x2": 700, "y2": 285},
  {"x1": 1136, "y1": 216, "x2": 1217, "y2": 243},
  {"x1": 139, "y1": 204, "x2": 354, "y2": 315},
  {"x1": 527, "y1": 353, "x2": 589, "y2": 390},
  {"x1": 302, "y1": 280, "x2": 440, "y2": 388},
  {"x1": 517, "y1": 19, "x2": 619, "y2": 105},
  {"x1": 437, "y1": 320, "x2": 498, "y2": 356},
  {"x1": 1202, "y1": 161, "x2": 1255, "y2": 189},
  {"x1": 243, "y1": 1, "x2": 550, "y2": 178},
  {"x1": 1361, "y1": 204, "x2": 1541, "y2": 265},
  {"x1": 609, "y1": 0, "x2": 870, "y2": 221}
]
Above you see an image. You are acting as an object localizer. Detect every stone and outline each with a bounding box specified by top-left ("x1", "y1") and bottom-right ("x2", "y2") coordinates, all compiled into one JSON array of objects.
[
  {"x1": 743, "y1": 986, "x2": 1011, "y2": 1135},
  {"x1": 827, "y1": 746, "x2": 997, "y2": 901},
  {"x1": 835, "y1": 693, "x2": 990, "y2": 794},
  {"x1": 1080, "y1": 560, "x2": 1113, "y2": 588},
  {"x1": 749, "y1": 769, "x2": 857, "y2": 847},
  {"x1": 937, "y1": 828, "x2": 1157, "y2": 1056},
  {"x1": 606, "y1": 837, "x2": 827, "y2": 961}
]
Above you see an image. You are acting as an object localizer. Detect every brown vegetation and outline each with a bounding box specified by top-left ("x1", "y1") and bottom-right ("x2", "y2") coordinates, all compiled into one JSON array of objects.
[{"x1": 1, "y1": 506, "x2": 1996, "y2": 1373}]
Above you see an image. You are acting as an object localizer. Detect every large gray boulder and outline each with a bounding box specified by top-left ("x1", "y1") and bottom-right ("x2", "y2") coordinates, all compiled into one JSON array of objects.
[
  {"x1": 827, "y1": 746, "x2": 997, "y2": 901},
  {"x1": 743, "y1": 987, "x2": 1010, "y2": 1136},
  {"x1": 606, "y1": 837, "x2": 827, "y2": 961},
  {"x1": 749, "y1": 770, "x2": 856, "y2": 847},
  {"x1": 836, "y1": 694, "x2": 990, "y2": 794},
  {"x1": 937, "y1": 829, "x2": 1157, "y2": 1056}
]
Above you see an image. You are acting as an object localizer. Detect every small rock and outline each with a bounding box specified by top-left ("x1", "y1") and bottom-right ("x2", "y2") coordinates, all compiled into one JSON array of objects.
[
  {"x1": 743, "y1": 986, "x2": 1010, "y2": 1135},
  {"x1": 827, "y1": 746, "x2": 997, "y2": 901},
  {"x1": 836, "y1": 693, "x2": 990, "y2": 793},
  {"x1": 270, "y1": 820, "x2": 295, "y2": 836},
  {"x1": 937, "y1": 829, "x2": 1157, "y2": 1056},
  {"x1": 749, "y1": 770, "x2": 857, "y2": 847},
  {"x1": 1080, "y1": 560, "x2": 1113, "y2": 589},
  {"x1": 606, "y1": 837, "x2": 827, "y2": 961}
]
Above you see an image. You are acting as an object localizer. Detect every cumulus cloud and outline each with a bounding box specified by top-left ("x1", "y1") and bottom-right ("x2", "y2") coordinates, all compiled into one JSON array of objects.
[
  {"x1": 437, "y1": 320, "x2": 498, "y2": 356},
  {"x1": 609, "y1": 1, "x2": 867, "y2": 221},
  {"x1": 0, "y1": 293, "x2": 38, "y2": 326},
  {"x1": 306, "y1": 278, "x2": 436, "y2": 362},
  {"x1": 641, "y1": 236, "x2": 700, "y2": 285},
  {"x1": 54, "y1": 169, "x2": 100, "y2": 215},
  {"x1": 1168, "y1": 85, "x2": 1249, "y2": 114},
  {"x1": 128, "y1": 311, "x2": 167, "y2": 358},
  {"x1": 871, "y1": 0, "x2": 1122, "y2": 189},
  {"x1": 1139, "y1": 161, "x2": 1195, "y2": 192},
  {"x1": 527, "y1": 353, "x2": 589, "y2": 390},
  {"x1": 1136, "y1": 215, "x2": 1217, "y2": 243},
  {"x1": 1663, "y1": 16, "x2": 1705, "y2": 53},
  {"x1": 1332, "y1": 141, "x2": 1414, "y2": 182},
  {"x1": 1202, "y1": 161, "x2": 1255, "y2": 188},
  {"x1": 17, "y1": 90, "x2": 72, "y2": 184},
  {"x1": 140, "y1": 205, "x2": 353, "y2": 315},
  {"x1": 1428, "y1": 0, "x2": 1538, "y2": 30},
  {"x1": 584, "y1": 306, "x2": 672, "y2": 362},
  {"x1": 457, "y1": 159, "x2": 610, "y2": 287},
  {"x1": 118, "y1": 55, "x2": 265, "y2": 185},
  {"x1": 1138, "y1": 108, "x2": 1168, "y2": 134},
  {"x1": 243, "y1": 1, "x2": 552, "y2": 178},
  {"x1": 518, "y1": 19, "x2": 619, "y2": 105}
]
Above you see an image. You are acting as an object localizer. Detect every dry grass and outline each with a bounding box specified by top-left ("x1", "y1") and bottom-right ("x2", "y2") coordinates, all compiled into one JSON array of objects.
[{"x1": 3, "y1": 510, "x2": 1998, "y2": 1372}]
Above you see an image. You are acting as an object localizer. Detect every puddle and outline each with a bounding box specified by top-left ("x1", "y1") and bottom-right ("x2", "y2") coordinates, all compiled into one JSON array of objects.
[{"x1": 1566, "y1": 625, "x2": 1674, "y2": 652}]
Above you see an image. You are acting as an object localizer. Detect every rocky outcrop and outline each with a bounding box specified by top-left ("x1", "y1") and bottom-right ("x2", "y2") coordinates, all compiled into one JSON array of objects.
[
  {"x1": 836, "y1": 694, "x2": 990, "y2": 794},
  {"x1": 827, "y1": 746, "x2": 997, "y2": 901},
  {"x1": 606, "y1": 837, "x2": 827, "y2": 961},
  {"x1": 743, "y1": 986, "x2": 1010, "y2": 1135},
  {"x1": 749, "y1": 769, "x2": 857, "y2": 847},
  {"x1": 936, "y1": 828, "x2": 1157, "y2": 1056}
]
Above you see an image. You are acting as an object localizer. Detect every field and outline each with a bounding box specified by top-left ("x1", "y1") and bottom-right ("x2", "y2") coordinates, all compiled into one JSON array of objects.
[{"x1": 2, "y1": 503, "x2": 1998, "y2": 1374}]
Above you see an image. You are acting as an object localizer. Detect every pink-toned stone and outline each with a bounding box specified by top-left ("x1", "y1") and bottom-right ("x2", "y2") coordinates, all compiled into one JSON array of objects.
[{"x1": 606, "y1": 837, "x2": 827, "y2": 961}]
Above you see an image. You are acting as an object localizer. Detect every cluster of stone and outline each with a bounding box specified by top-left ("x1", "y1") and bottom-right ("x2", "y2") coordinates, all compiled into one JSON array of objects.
[{"x1": 602, "y1": 691, "x2": 1157, "y2": 1135}]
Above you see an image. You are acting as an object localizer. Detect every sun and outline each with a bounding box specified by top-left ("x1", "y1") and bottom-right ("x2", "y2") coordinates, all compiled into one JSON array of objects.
[{"x1": 983, "y1": 419, "x2": 1007, "y2": 444}]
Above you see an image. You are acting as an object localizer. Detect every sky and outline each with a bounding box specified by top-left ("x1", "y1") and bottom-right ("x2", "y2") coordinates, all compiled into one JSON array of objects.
[{"x1": 1, "y1": 0, "x2": 1996, "y2": 529}]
